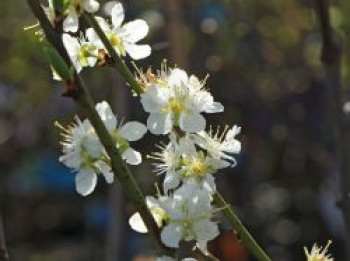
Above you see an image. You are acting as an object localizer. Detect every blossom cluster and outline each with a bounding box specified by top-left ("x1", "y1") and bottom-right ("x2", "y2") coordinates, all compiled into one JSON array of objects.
[
  {"x1": 129, "y1": 65, "x2": 242, "y2": 256},
  {"x1": 58, "y1": 101, "x2": 147, "y2": 196},
  {"x1": 44, "y1": 0, "x2": 150, "y2": 75},
  {"x1": 53, "y1": 0, "x2": 243, "y2": 259}
]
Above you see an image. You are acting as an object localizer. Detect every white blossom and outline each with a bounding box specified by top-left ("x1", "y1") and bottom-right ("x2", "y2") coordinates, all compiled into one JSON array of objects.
[
  {"x1": 58, "y1": 117, "x2": 112, "y2": 196},
  {"x1": 63, "y1": 0, "x2": 100, "y2": 33},
  {"x1": 62, "y1": 33, "x2": 98, "y2": 73},
  {"x1": 129, "y1": 196, "x2": 167, "y2": 233},
  {"x1": 58, "y1": 101, "x2": 146, "y2": 196},
  {"x1": 140, "y1": 68, "x2": 223, "y2": 135},
  {"x1": 194, "y1": 125, "x2": 241, "y2": 167},
  {"x1": 87, "y1": 2, "x2": 151, "y2": 60},
  {"x1": 157, "y1": 181, "x2": 219, "y2": 253},
  {"x1": 95, "y1": 101, "x2": 147, "y2": 165},
  {"x1": 304, "y1": 241, "x2": 334, "y2": 261}
]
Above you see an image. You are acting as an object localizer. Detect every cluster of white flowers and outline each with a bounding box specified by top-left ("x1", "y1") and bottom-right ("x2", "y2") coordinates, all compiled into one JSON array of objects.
[
  {"x1": 47, "y1": 1, "x2": 150, "y2": 74},
  {"x1": 58, "y1": 101, "x2": 147, "y2": 196},
  {"x1": 52, "y1": 1, "x2": 242, "y2": 258},
  {"x1": 129, "y1": 65, "x2": 241, "y2": 256}
]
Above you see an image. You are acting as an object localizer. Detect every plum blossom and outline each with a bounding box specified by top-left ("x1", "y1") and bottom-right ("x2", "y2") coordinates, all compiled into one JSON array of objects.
[
  {"x1": 129, "y1": 196, "x2": 167, "y2": 233},
  {"x1": 87, "y1": 2, "x2": 151, "y2": 60},
  {"x1": 140, "y1": 67, "x2": 223, "y2": 135},
  {"x1": 157, "y1": 181, "x2": 219, "y2": 253},
  {"x1": 194, "y1": 125, "x2": 241, "y2": 167},
  {"x1": 62, "y1": 33, "x2": 98, "y2": 73},
  {"x1": 58, "y1": 101, "x2": 146, "y2": 196},
  {"x1": 63, "y1": 0, "x2": 100, "y2": 32}
]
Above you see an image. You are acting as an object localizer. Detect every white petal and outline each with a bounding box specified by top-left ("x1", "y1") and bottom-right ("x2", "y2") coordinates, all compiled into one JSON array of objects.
[
  {"x1": 95, "y1": 101, "x2": 117, "y2": 131},
  {"x1": 62, "y1": 33, "x2": 79, "y2": 56},
  {"x1": 119, "y1": 122, "x2": 147, "y2": 141},
  {"x1": 63, "y1": 11, "x2": 79, "y2": 33},
  {"x1": 168, "y1": 68, "x2": 188, "y2": 87},
  {"x1": 163, "y1": 171, "x2": 180, "y2": 194},
  {"x1": 84, "y1": 0, "x2": 99, "y2": 13},
  {"x1": 140, "y1": 85, "x2": 169, "y2": 112},
  {"x1": 202, "y1": 174, "x2": 216, "y2": 194},
  {"x1": 161, "y1": 223, "x2": 182, "y2": 248},
  {"x1": 193, "y1": 220, "x2": 219, "y2": 242},
  {"x1": 94, "y1": 16, "x2": 111, "y2": 32},
  {"x1": 205, "y1": 101, "x2": 224, "y2": 113},
  {"x1": 95, "y1": 161, "x2": 114, "y2": 184},
  {"x1": 122, "y1": 20, "x2": 149, "y2": 43},
  {"x1": 124, "y1": 43, "x2": 151, "y2": 60},
  {"x1": 147, "y1": 113, "x2": 173, "y2": 135},
  {"x1": 129, "y1": 212, "x2": 148, "y2": 233},
  {"x1": 122, "y1": 147, "x2": 142, "y2": 165},
  {"x1": 179, "y1": 112, "x2": 206, "y2": 133},
  {"x1": 75, "y1": 169, "x2": 97, "y2": 196},
  {"x1": 111, "y1": 2, "x2": 124, "y2": 29}
]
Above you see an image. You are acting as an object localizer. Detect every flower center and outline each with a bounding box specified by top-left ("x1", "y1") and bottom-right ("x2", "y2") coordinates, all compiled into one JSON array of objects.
[
  {"x1": 107, "y1": 32, "x2": 126, "y2": 56},
  {"x1": 78, "y1": 44, "x2": 96, "y2": 67},
  {"x1": 71, "y1": 0, "x2": 83, "y2": 14}
]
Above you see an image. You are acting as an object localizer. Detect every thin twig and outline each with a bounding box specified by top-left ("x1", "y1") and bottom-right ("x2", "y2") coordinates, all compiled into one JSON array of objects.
[{"x1": 213, "y1": 193, "x2": 271, "y2": 261}]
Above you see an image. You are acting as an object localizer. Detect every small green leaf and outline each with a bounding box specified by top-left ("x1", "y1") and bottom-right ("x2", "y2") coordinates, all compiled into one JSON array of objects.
[
  {"x1": 43, "y1": 41, "x2": 71, "y2": 81},
  {"x1": 52, "y1": 0, "x2": 70, "y2": 14}
]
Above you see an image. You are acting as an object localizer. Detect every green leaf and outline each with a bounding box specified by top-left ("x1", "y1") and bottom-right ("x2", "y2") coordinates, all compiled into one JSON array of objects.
[
  {"x1": 43, "y1": 41, "x2": 71, "y2": 81},
  {"x1": 52, "y1": 0, "x2": 70, "y2": 14}
]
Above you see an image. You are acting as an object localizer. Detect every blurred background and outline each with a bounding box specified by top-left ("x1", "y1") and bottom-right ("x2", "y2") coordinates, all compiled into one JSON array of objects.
[{"x1": 1, "y1": 0, "x2": 350, "y2": 260}]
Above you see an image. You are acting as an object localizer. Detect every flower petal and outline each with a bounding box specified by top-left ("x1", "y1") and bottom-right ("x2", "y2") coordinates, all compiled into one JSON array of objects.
[
  {"x1": 75, "y1": 169, "x2": 97, "y2": 196},
  {"x1": 168, "y1": 68, "x2": 188, "y2": 87},
  {"x1": 122, "y1": 19, "x2": 149, "y2": 43},
  {"x1": 84, "y1": 0, "x2": 99, "y2": 13},
  {"x1": 205, "y1": 101, "x2": 224, "y2": 113},
  {"x1": 95, "y1": 101, "x2": 117, "y2": 131},
  {"x1": 111, "y1": 2, "x2": 124, "y2": 28},
  {"x1": 161, "y1": 223, "x2": 182, "y2": 248},
  {"x1": 129, "y1": 212, "x2": 148, "y2": 233},
  {"x1": 119, "y1": 122, "x2": 147, "y2": 141},
  {"x1": 179, "y1": 112, "x2": 206, "y2": 133},
  {"x1": 163, "y1": 171, "x2": 180, "y2": 194},
  {"x1": 147, "y1": 113, "x2": 173, "y2": 135},
  {"x1": 124, "y1": 43, "x2": 151, "y2": 60},
  {"x1": 63, "y1": 10, "x2": 79, "y2": 33},
  {"x1": 95, "y1": 161, "x2": 114, "y2": 184},
  {"x1": 122, "y1": 147, "x2": 142, "y2": 165}
]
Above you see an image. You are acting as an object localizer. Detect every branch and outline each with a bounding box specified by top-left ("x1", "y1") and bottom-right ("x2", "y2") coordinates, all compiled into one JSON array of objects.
[
  {"x1": 213, "y1": 193, "x2": 271, "y2": 261},
  {"x1": 27, "y1": 0, "x2": 173, "y2": 256}
]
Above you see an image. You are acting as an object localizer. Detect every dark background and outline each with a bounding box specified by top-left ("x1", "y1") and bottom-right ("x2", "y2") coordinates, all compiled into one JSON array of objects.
[{"x1": 0, "y1": 0, "x2": 350, "y2": 260}]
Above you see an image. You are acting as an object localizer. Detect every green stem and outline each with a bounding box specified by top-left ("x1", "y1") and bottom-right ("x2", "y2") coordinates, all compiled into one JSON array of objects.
[
  {"x1": 27, "y1": 0, "x2": 173, "y2": 256},
  {"x1": 82, "y1": 13, "x2": 143, "y2": 95},
  {"x1": 213, "y1": 192, "x2": 271, "y2": 261}
]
